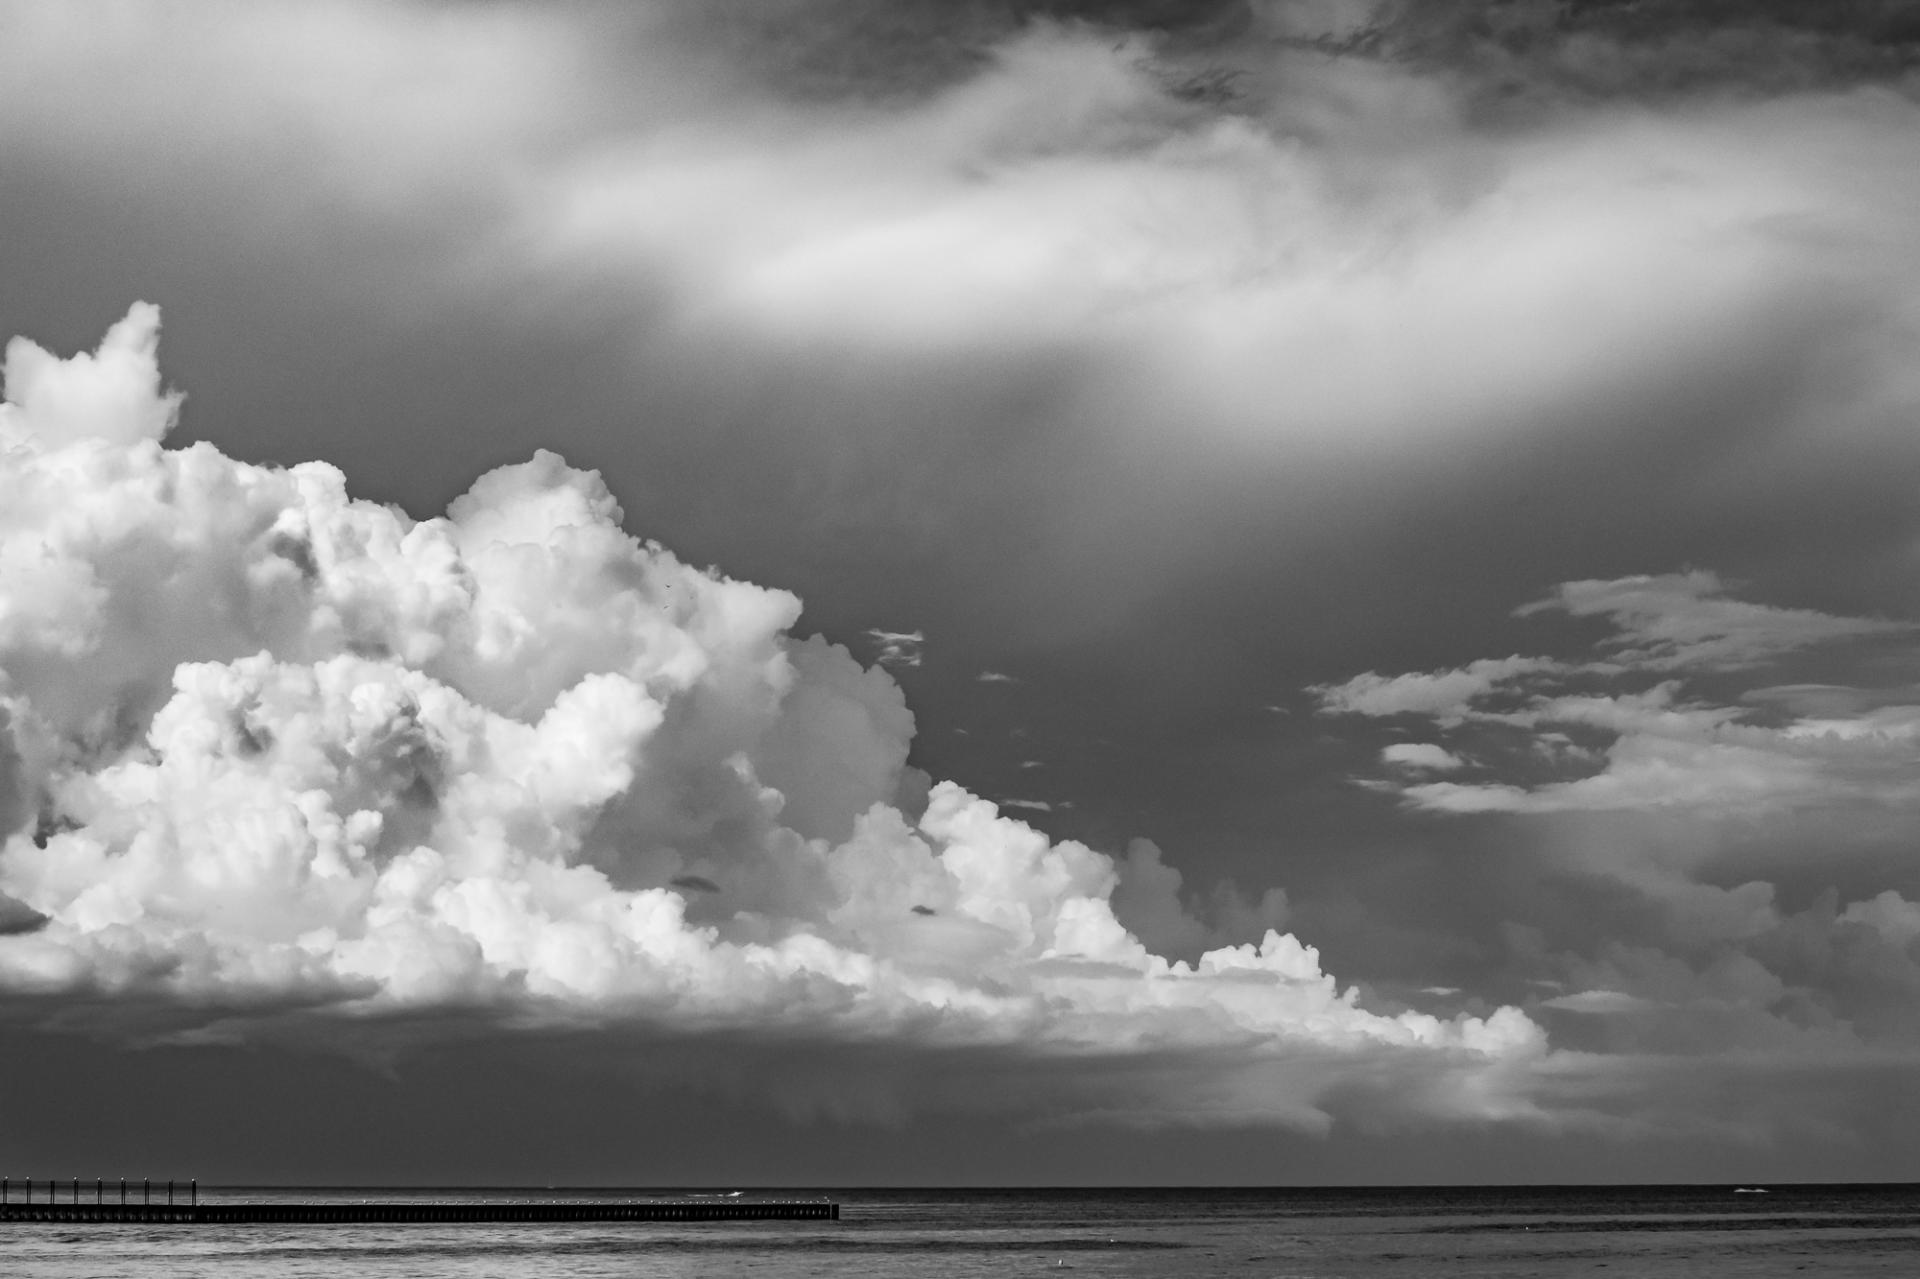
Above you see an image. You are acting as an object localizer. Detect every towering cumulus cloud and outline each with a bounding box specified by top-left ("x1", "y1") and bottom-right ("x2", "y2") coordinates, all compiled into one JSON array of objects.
[{"x1": 0, "y1": 309, "x2": 1543, "y2": 1128}]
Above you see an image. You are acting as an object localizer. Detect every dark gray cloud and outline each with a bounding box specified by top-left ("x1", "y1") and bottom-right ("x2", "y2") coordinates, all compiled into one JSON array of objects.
[
  {"x1": 673, "y1": 0, "x2": 1920, "y2": 107},
  {"x1": 16, "y1": 1014, "x2": 1914, "y2": 1185},
  {"x1": 654, "y1": 0, "x2": 1255, "y2": 99},
  {"x1": 1348, "y1": 0, "x2": 1920, "y2": 106}
]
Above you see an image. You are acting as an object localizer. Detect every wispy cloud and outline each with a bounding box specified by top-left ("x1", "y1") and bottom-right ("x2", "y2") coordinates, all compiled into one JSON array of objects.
[
  {"x1": 1315, "y1": 567, "x2": 1920, "y2": 1136},
  {"x1": 865, "y1": 628, "x2": 925, "y2": 669},
  {"x1": 1314, "y1": 657, "x2": 1559, "y2": 724},
  {"x1": 1318, "y1": 573, "x2": 1920, "y2": 817},
  {"x1": 1519, "y1": 571, "x2": 1915, "y2": 672}
]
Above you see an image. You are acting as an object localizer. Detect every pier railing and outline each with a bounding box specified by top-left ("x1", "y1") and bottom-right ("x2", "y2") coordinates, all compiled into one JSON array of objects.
[{"x1": 2, "y1": 1177, "x2": 193, "y2": 1209}]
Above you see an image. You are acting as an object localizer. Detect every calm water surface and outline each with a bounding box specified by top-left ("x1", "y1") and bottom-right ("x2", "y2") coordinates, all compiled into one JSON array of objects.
[{"x1": 3, "y1": 1185, "x2": 1918, "y2": 1277}]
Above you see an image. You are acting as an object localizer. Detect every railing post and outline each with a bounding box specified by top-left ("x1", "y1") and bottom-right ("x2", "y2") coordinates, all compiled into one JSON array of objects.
[
  {"x1": 168, "y1": 1179, "x2": 174, "y2": 1206},
  {"x1": 144, "y1": 1178, "x2": 149, "y2": 1205}
]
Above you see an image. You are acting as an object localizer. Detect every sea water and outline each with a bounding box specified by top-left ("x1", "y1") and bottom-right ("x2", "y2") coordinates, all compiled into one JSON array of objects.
[{"x1": 3, "y1": 1184, "x2": 1918, "y2": 1277}]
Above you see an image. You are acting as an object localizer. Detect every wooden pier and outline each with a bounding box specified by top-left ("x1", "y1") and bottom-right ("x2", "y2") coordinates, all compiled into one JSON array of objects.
[{"x1": 0, "y1": 1180, "x2": 838, "y2": 1224}]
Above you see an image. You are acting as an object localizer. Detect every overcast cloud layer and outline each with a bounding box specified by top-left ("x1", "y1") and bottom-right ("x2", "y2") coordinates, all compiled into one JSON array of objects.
[
  {"x1": 9, "y1": 0, "x2": 1919, "y2": 650},
  {"x1": 3, "y1": 0, "x2": 1920, "y2": 1177}
]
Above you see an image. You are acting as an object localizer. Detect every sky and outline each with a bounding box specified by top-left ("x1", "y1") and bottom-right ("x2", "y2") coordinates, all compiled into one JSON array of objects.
[{"x1": 2, "y1": 0, "x2": 1920, "y2": 1185}]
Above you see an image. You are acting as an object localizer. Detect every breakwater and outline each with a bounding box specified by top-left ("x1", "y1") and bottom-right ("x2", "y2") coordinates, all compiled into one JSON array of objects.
[{"x1": 0, "y1": 1181, "x2": 838, "y2": 1224}]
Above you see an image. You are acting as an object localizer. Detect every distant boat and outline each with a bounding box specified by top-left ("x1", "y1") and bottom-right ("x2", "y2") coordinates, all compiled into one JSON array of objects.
[{"x1": 1734, "y1": 1187, "x2": 1769, "y2": 1194}]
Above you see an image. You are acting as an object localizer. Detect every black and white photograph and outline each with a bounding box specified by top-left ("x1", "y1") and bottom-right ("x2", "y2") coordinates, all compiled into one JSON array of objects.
[{"x1": 4, "y1": 1, "x2": 1920, "y2": 1274}]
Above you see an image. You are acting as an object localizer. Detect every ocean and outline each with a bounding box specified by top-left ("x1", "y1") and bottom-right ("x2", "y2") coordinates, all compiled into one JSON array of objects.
[{"x1": 3, "y1": 1184, "x2": 1917, "y2": 1276}]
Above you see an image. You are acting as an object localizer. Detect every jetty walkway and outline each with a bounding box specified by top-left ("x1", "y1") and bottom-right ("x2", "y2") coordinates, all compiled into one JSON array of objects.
[{"x1": 0, "y1": 1181, "x2": 838, "y2": 1224}]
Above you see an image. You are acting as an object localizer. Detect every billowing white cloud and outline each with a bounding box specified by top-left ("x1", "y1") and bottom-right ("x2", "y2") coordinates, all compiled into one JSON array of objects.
[
  {"x1": 0, "y1": 302, "x2": 180, "y2": 449},
  {"x1": 0, "y1": 309, "x2": 1548, "y2": 1128}
]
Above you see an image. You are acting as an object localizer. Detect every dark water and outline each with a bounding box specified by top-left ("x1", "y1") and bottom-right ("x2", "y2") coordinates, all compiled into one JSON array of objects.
[{"x1": 4, "y1": 1184, "x2": 1919, "y2": 1276}]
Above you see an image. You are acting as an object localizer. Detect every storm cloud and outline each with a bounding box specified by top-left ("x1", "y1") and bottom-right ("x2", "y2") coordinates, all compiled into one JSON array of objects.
[
  {"x1": 4, "y1": 0, "x2": 1920, "y2": 1176},
  {"x1": 0, "y1": 308, "x2": 1546, "y2": 1131}
]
